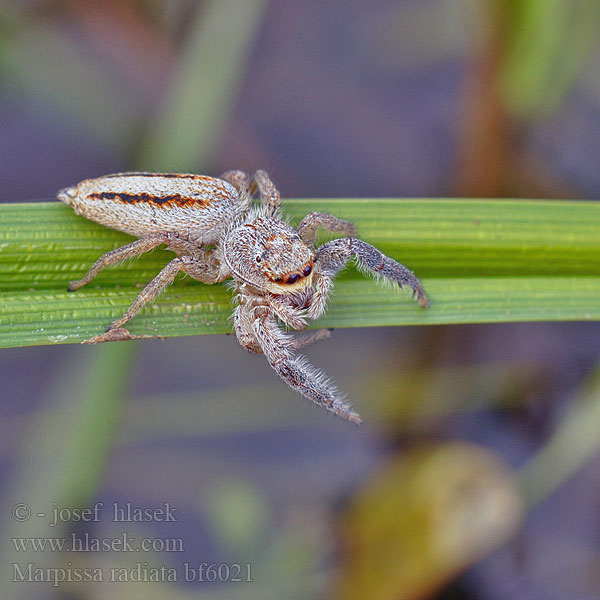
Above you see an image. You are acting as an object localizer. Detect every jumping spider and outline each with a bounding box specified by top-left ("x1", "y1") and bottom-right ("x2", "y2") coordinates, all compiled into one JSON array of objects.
[{"x1": 59, "y1": 170, "x2": 428, "y2": 423}]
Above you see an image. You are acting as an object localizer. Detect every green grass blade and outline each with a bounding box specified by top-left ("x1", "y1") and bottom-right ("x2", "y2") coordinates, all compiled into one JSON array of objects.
[{"x1": 0, "y1": 199, "x2": 599, "y2": 348}]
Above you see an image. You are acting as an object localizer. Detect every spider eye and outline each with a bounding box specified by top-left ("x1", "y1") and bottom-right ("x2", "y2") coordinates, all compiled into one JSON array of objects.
[
  {"x1": 274, "y1": 277, "x2": 283, "y2": 283},
  {"x1": 255, "y1": 256, "x2": 262, "y2": 263},
  {"x1": 303, "y1": 265, "x2": 312, "y2": 277},
  {"x1": 285, "y1": 273, "x2": 300, "y2": 284}
]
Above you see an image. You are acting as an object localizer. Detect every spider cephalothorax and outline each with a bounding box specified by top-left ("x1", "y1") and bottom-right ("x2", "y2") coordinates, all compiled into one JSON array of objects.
[
  {"x1": 60, "y1": 169, "x2": 428, "y2": 424},
  {"x1": 224, "y1": 216, "x2": 316, "y2": 294}
]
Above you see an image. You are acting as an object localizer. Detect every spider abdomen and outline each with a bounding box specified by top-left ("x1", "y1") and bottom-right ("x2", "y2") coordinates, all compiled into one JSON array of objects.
[{"x1": 59, "y1": 172, "x2": 239, "y2": 245}]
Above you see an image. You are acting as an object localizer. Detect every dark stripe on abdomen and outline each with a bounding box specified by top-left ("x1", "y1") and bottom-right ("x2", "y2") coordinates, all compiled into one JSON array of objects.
[
  {"x1": 88, "y1": 191, "x2": 210, "y2": 208},
  {"x1": 102, "y1": 173, "x2": 213, "y2": 181}
]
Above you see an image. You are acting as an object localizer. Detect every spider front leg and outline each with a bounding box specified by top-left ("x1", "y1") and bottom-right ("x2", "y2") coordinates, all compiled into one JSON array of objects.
[
  {"x1": 296, "y1": 212, "x2": 357, "y2": 246},
  {"x1": 234, "y1": 301, "x2": 329, "y2": 351},
  {"x1": 308, "y1": 237, "x2": 429, "y2": 321},
  {"x1": 268, "y1": 295, "x2": 308, "y2": 330},
  {"x1": 251, "y1": 311, "x2": 362, "y2": 424},
  {"x1": 233, "y1": 303, "x2": 262, "y2": 354}
]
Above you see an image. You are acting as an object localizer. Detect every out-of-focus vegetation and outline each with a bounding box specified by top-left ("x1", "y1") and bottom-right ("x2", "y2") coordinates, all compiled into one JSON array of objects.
[{"x1": 500, "y1": 0, "x2": 600, "y2": 118}]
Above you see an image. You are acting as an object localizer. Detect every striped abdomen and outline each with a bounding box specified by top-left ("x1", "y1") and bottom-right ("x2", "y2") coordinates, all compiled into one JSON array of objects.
[{"x1": 59, "y1": 172, "x2": 239, "y2": 244}]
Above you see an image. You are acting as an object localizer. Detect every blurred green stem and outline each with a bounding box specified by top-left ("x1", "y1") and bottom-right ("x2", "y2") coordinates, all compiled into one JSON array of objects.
[
  {"x1": 138, "y1": 0, "x2": 269, "y2": 171},
  {"x1": 518, "y1": 366, "x2": 600, "y2": 508}
]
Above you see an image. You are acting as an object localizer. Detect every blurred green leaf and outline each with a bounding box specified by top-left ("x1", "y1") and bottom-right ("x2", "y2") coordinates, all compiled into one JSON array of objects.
[
  {"x1": 501, "y1": 0, "x2": 600, "y2": 117},
  {"x1": 0, "y1": 198, "x2": 599, "y2": 348},
  {"x1": 0, "y1": 342, "x2": 133, "y2": 598},
  {"x1": 337, "y1": 444, "x2": 522, "y2": 600},
  {"x1": 138, "y1": 0, "x2": 269, "y2": 170}
]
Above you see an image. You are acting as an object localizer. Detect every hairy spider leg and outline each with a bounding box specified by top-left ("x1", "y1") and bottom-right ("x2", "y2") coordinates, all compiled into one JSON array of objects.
[
  {"x1": 309, "y1": 236, "x2": 428, "y2": 320},
  {"x1": 296, "y1": 212, "x2": 357, "y2": 246},
  {"x1": 67, "y1": 233, "x2": 167, "y2": 291},
  {"x1": 250, "y1": 309, "x2": 362, "y2": 424}
]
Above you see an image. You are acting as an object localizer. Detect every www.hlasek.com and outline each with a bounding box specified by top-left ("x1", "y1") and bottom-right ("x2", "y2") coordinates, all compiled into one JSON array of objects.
[
  {"x1": 12, "y1": 562, "x2": 253, "y2": 586},
  {"x1": 12, "y1": 532, "x2": 183, "y2": 553}
]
